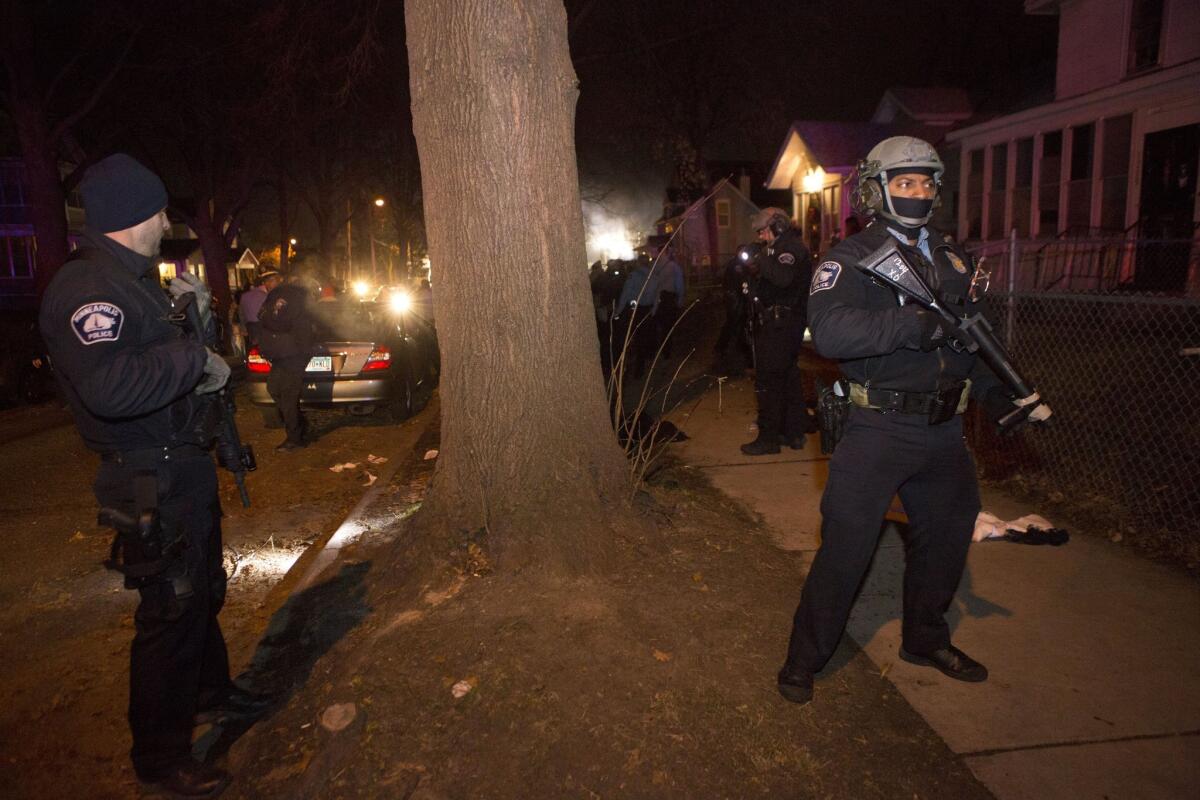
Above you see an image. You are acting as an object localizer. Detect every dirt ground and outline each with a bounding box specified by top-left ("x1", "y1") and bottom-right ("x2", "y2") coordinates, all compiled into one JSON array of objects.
[
  {"x1": 0, "y1": 300, "x2": 994, "y2": 798},
  {"x1": 220, "y1": 455, "x2": 992, "y2": 800},
  {"x1": 0, "y1": 393, "x2": 432, "y2": 799}
]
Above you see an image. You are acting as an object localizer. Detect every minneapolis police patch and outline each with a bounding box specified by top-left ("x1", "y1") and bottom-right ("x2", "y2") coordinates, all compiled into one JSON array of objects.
[
  {"x1": 71, "y1": 302, "x2": 124, "y2": 345},
  {"x1": 810, "y1": 261, "x2": 841, "y2": 294}
]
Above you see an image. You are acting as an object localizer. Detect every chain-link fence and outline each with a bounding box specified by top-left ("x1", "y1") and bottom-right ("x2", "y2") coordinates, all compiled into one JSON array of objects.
[{"x1": 964, "y1": 236, "x2": 1200, "y2": 565}]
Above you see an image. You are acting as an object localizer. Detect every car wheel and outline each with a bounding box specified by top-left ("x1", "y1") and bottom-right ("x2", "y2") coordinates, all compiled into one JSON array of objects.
[
  {"x1": 387, "y1": 375, "x2": 415, "y2": 423},
  {"x1": 260, "y1": 407, "x2": 284, "y2": 428}
]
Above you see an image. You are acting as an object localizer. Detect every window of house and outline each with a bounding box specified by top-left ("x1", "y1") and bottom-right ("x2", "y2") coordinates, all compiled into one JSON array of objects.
[
  {"x1": 1128, "y1": 0, "x2": 1164, "y2": 74},
  {"x1": 1068, "y1": 124, "x2": 1095, "y2": 230},
  {"x1": 715, "y1": 198, "x2": 731, "y2": 228},
  {"x1": 1100, "y1": 115, "x2": 1132, "y2": 231},
  {"x1": 1012, "y1": 138, "x2": 1034, "y2": 237},
  {"x1": 966, "y1": 148, "x2": 984, "y2": 239},
  {"x1": 2, "y1": 235, "x2": 35, "y2": 278},
  {"x1": 1038, "y1": 131, "x2": 1063, "y2": 235},
  {"x1": 988, "y1": 144, "x2": 1007, "y2": 238}
]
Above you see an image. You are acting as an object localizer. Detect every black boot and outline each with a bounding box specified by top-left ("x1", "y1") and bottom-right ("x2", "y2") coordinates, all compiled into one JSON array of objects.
[
  {"x1": 777, "y1": 663, "x2": 814, "y2": 705},
  {"x1": 740, "y1": 436, "x2": 781, "y2": 456},
  {"x1": 138, "y1": 760, "x2": 230, "y2": 797}
]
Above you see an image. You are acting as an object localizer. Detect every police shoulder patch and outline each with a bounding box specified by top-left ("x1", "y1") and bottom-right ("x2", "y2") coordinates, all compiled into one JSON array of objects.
[
  {"x1": 946, "y1": 251, "x2": 968, "y2": 273},
  {"x1": 778, "y1": 252, "x2": 796, "y2": 265},
  {"x1": 810, "y1": 261, "x2": 842, "y2": 294},
  {"x1": 71, "y1": 302, "x2": 124, "y2": 345}
]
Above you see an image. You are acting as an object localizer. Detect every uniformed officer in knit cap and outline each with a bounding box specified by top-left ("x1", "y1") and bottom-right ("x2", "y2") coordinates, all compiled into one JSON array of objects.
[
  {"x1": 39, "y1": 153, "x2": 248, "y2": 796},
  {"x1": 740, "y1": 206, "x2": 813, "y2": 455},
  {"x1": 776, "y1": 136, "x2": 1043, "y2": 707}
]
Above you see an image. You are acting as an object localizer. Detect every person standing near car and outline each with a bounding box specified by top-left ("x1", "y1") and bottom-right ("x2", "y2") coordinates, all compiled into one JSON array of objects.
[
  {"x1": 256, "y1": 272, "x2": 318, "y2": 451},
  {"x1": 237, "y1": 270, "x2": 281, "y2": 348},
  {"x1": 740, "y1": 207, "x2": 813, "y2": 455},
  {"x1": 38, "y1": 153, "x2": 237, "y2": 796}
]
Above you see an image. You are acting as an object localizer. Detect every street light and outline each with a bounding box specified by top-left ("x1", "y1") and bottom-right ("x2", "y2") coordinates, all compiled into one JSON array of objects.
[
  {"x1": 374, "y1": 197, "x2": 385, "y2": 207},
  {"x1": 289, "y1": 237, "x2": 297, "y2": 245}
]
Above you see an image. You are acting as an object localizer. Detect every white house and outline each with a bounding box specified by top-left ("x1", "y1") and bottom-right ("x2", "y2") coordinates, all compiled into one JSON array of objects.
[{"x1": 946, "y1": 0, "x2": 1199, "y2": 291}]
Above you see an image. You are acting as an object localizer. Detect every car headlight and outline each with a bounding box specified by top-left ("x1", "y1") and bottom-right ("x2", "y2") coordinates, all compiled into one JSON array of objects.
[
  {"x1": 388, "y1": 290, "x2": 413, "y2": 314},
  {"x1": 352, "y1": 280, "x2": 373, "y2": 299}
]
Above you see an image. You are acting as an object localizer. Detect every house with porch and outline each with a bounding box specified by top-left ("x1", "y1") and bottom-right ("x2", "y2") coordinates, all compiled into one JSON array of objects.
[
  {"x1": 946, "y1": 0, "x2": 1200, "y2": 293},
  {"x1": 764, "y1": 88, "x2": 973, "y2": 257}
]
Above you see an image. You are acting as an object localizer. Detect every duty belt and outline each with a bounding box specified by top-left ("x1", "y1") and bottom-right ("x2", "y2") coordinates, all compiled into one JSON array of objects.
[
  {"x1": 760, "y1": 305, "x2": 795, "y2": 321},
  {"x1": 849, "y1": 381, "x2": 970, "y2": 415},
  {"x1": 101, "y1": 443, "x2": 207, "y2": 467}
]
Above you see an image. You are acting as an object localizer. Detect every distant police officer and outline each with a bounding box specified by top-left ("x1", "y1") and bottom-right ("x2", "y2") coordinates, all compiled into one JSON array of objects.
[
  {"x1": 39, "y1": 154, "x2": 234, "y2": 795},
  {"x1": 740, "y1": 207, "x2": 813, "y2": 455},
  {"x1": 777, "y1": 136, "x2": 1037, "y2": 705}
]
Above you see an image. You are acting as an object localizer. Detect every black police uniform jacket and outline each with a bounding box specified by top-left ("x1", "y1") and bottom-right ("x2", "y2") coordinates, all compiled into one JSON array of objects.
[
  {"x1": 756, "y1": 228, "x2": 812, "y2": 317},
  {"x1": 806, "y1": 220, "x2": 1000, "y2": 397},
  {"x1": 38, "y1": 230, "x2": 209, "y2": 453}
]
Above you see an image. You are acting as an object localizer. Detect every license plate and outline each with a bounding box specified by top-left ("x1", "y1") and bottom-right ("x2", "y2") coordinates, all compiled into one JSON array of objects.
[{"x1": 306, "y1": 356, "x2": 332, "y2": 372}]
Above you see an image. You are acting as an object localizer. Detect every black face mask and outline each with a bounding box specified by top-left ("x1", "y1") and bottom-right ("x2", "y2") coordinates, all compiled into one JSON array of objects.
[{"x1": 891, "y1": 196, "x2": 934, "y2": 221}]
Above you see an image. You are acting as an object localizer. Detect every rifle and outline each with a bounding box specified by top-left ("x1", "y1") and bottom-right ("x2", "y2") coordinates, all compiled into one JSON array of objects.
[
  {"x1": 171, "y1": 292, "x2": 257, "y2": 506},
  {"x1": 855, "y1": 240, "x2": 1052, "y2": 432}
]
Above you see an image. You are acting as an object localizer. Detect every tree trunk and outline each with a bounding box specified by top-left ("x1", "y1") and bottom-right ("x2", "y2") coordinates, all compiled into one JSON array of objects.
[
  {"x1": 405, "y1": 0, "x2": 630, "y2": 574},
  {"x1": 277, "y1": 170, "x2": 290, "y2": 275},
  {"x1": 16, "y1": 107, "x2": 71, "y2": 299},
  {"x1": 191, "y1": 206, "x2": 233, "y2": 348},
  {"x1": 2, "y1": 0, "x2": 71, "y2": 298}
]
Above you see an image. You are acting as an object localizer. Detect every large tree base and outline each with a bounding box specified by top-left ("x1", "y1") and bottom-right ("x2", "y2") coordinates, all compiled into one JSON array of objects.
[{"x1": 227, "y1": 463, "x2": 994, "y2": 800}]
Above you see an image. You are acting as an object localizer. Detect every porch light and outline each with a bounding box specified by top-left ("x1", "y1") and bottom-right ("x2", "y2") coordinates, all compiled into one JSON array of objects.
[{"x1": 801, "y1": 167, "x2": 826, "y2": 194}]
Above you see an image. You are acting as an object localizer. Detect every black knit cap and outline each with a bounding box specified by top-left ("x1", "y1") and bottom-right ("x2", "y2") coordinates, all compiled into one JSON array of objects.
[{"x1": 80, "y1": 153, "x2": 168, "y2": 233}]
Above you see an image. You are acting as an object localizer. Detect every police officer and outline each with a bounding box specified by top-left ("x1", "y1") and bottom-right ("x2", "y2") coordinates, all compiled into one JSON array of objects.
[
  {"x1": 776, "y1": 136, "x2": 1042, "y2": 705},
  {"x1": 740, "y1": 207, "x2": 813, "y2": 455},
  {"x1": 257, "y1": 272, "x2": 319, "y2": 451},
  {"x1": 39, "y1": 154, "x2": 236, "y2": 795}
]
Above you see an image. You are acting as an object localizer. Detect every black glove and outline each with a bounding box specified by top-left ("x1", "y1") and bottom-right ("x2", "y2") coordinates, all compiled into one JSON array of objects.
[{"x1": 916, "y1": 309, "x2": 973, "y2": 352}]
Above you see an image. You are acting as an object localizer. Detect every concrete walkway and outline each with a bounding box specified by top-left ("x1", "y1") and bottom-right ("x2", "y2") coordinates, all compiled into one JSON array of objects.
[{"x1": 668, "y1": 373, "x2": 1200, "y2": 800}]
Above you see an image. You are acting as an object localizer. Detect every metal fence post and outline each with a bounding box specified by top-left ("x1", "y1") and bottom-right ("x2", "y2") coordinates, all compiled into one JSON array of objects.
[{"x1": 1006, "y1": 228, "x2": 1018, "y2": 350}]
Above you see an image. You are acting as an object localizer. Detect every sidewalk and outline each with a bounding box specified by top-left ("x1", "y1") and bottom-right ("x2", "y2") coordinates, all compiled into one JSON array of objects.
[{"x1": 668, "y1": 373, "x2": 1200, "y2": 800}]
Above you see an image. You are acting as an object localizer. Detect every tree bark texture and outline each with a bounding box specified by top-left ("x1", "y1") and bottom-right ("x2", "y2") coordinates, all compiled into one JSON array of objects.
[{"x1": 406, "y1": 0, "x2": 630, "y2": 574}]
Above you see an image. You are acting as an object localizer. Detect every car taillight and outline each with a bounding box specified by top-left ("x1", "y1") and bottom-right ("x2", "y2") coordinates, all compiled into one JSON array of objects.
[
  {"x1": 362, "y1": 344, "x2": 391, "y2": 371},
  {"x1": 247, "y1": 347, "x2": 271, "y2": 373}
]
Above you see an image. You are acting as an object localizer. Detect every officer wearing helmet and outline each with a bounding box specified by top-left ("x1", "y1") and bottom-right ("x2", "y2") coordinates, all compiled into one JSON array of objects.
[
  {"x1": 740, "y1": 206, "x2": 813, "y2": 455},
  {"x1": 776, "y1": 136, "x2": 1033, "y2": 706}
]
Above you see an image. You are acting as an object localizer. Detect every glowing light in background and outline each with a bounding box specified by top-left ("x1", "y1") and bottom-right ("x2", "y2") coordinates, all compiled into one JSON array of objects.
[
  {"x1": 585, "y1": 212, "x2": 639, "y2": 266},
  {"x1": 801, "y1": 167, "x2": 826, "y2": 194}
]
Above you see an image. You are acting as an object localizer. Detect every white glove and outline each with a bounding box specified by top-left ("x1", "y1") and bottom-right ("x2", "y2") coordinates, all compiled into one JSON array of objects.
[
  {"x1": 196, "y1": 348, "x2": 230, "y2": 394},
  {"x1": 168, "y1": 272, "x2": 212, "y2": 328}
]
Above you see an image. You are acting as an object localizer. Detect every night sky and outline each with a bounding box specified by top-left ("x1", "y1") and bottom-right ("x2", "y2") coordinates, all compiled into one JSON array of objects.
[{"x1": 1, "y1": 0, "x2": 1058, "y2": 259}]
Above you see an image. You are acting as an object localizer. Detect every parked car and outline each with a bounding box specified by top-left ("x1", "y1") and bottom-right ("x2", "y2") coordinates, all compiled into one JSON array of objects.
[{"x1": 245, "y1": 295, "x2": 436, "y2": 427}]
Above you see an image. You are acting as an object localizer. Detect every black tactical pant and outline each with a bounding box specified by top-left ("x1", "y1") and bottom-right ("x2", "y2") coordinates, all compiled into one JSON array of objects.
[
  {"x1": 616, "y1": 306, "x2": 656, "y2": 380},
  {"x1": 93, "y1": 450, "x2": 230, "y2": 776},
  {"x1": 656, "y1": 292, "x2": 680, "y2": 358},
  {"x1": 784, "y1": 408, "x2": 981, "y2": 673},
  {"x1": 753, "y1": 313, "x2": 807, "y2": 443},
  {"x1": 267, "y1": 356, "x2": 308, "y2": 444}
]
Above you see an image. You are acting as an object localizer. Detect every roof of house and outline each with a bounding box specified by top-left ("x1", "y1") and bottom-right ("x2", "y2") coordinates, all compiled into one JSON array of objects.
[
  {"x1": 765, "y1": 114, "x2": 963, "y2": 190},
  {"x1": 873, "y1": 87, "x2": 973, "y2": 124}
]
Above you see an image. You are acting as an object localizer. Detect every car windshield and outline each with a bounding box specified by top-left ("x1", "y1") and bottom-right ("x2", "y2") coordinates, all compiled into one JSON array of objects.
[{"x1": 310, "y1": 301, "x2": 393, "y2": 341}]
